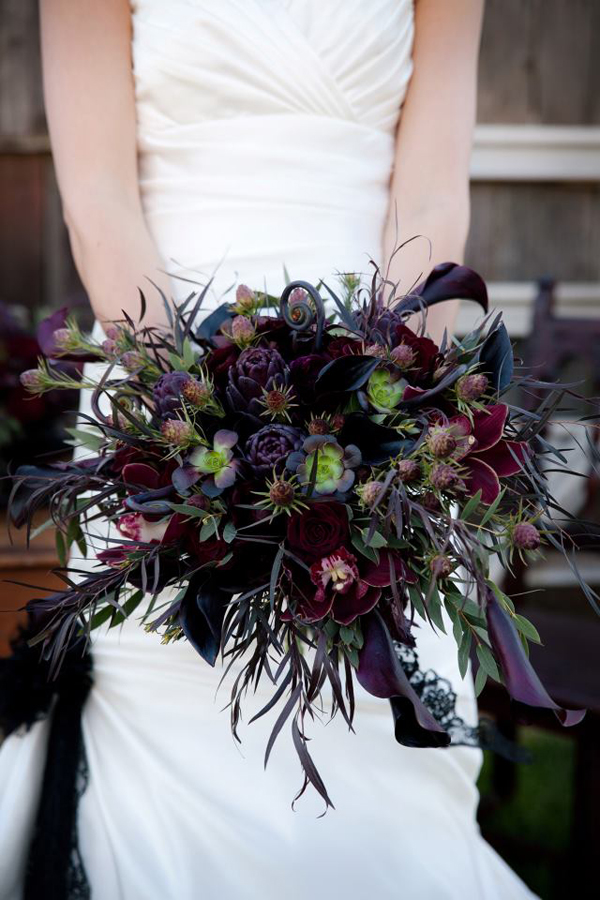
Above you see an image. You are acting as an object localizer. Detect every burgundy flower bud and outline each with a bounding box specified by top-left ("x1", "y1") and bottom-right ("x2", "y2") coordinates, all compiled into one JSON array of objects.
[
  {"x1": 391, "y1": 342, "x2": 416, "y2": 370},
  {"x1": 102, "y1": 338, "x2": 118, "y2": 356},
  {"x1": 513, "y1": 521, "x2": 541, "y2": 550},
  {"x1": 104, "y1": 325, "x2": 121, "y2": 341},
  {"x1": 430, "y1": 463, "x2": 459, "y2": 491},
  {"x1": 360, "y1": 480, "x2": 385, "y2": 506},
  {"x1": 308, "y1": 417, "x2": 331, "y2": 436},
  {"x1": 52, "y1": 328, "x2": 72, "y2": 350},
  {"x1": 430, "y1": 555, "x2": 455, "y2": 578},
  {"x1": 330, "y1": 414, "x2": 345, "y2": 432},
  {"x1": 181, "y1": 377, "x2": 211, "y2": 408},
  {"x1": 236, "y1": 284, "x2": 255, "y2": 311},
  {"x1": 364, "y1": 343, "x2": 387, "y2": 359},
  {"x1": 231, "y1": 315, "x2": 255, "y2": 343},
  {"x1": 186, "y1": 493, "x2": 210, "y2": 511},
  {"x1": 161, "y1": 419, "x2": 194, "y2": 445},
  {"x1": 269, "y1": 480, "x2": 296, "y2": 508},
  {"x1": 457, "y1": 373, "x2": 489, "y2": 402},
  {"x1": 20, "y1": 369, "x2": 44, "y2": 391},
  {"x1": 397, "y1": 458, "x2": 420, "y2": 483},
  {"x1": 422, "y1": 492, "x2": 441, "y2": 513},
  {"x1": 428, "y1": 428, "x2": 457, "y2": 458},
  {"x1": 263, "y1": 389, "x2": 289, "y2": 415},
  {"x1": 121, "y1": 350, "x2": 143, "y2": 370}
]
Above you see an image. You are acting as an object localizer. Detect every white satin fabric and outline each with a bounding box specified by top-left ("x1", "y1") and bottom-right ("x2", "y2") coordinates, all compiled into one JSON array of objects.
[{"x1": 0, "y1": 2, "x2": 538, "y2": 898}]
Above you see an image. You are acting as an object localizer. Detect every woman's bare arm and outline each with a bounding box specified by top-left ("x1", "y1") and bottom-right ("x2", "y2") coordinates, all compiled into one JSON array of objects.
[
  {"x1": 382, "y1": 0, "x2": 485, "y2": 343},
  {"x1": 40, "y1": 0, "x2": 171, "y2": 328}
]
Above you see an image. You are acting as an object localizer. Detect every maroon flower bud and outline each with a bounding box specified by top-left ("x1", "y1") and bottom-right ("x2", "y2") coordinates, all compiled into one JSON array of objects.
[
  {"x1": 235, "y1": 284, "x2": 255, "y2": 311},
  {"x1": 364, "y1": 343, "x2": 387, "y2": 359},
  {"x1": 457, "y1": 373, "x2": 489, "y2": 402},
  {"x1": 104, "y1": 325, "x2": 121, "y2": 341},
  {"x1": 20, "y1": 369, "x2": 44, "y2": 391},
  {"x1": 121, "y1": 350, "x2": 143, "y2": 370},
  {"x1": 161, "y1": 419, "x2": 194, "y2": 445},
  {"x1": 231, "y1": 315, "x2": 255, "y2": 343},
  {"x1": 102, "y1": 339, "x2": 118, "y2": 356},
  {"x1": 430, "y1": 463, "x2": 459, "y2": 491},
  {"x1": 428, "y1": 428, "x2": 457, "y2": 458},
  {"x1": 330, "y1": 414, "x2": 345, "y2": 432},
  {"x1": 186, "y1": 493, "x2": 210, "y2": 512},
  {"x1": 430, "y1": 555, "x2": 455, "y2": 578},
  {"x1": 308, "y1": 417, "x2": 331, "y2": 436},
  {"x1": 181, "y1": 377, "x2": 211, "y2": 408},
  {"x1": 269, "y1": 480, "x2": 296, "y2": 508},
  {"x1": 512, "y1": 521, "x2": 541, "y2": 550},
  {"x1": 360, "y1": 481, "x2": 385, "y2": 506},
  {"x1": 391, "y1": 342, "x2": 416, "y2": 370},
  {"x1": 397, "y1": 458, "x2": 420, "y2": 483},
  {"x1": 263, "y1": 389, "x2": 289, "y2": 415},
  {"x1": 52, "y1": 327, "x2": 72, "y2": 350},
  {"x1": 422, "y1": 492, "x2": 441, "y2": 513}
]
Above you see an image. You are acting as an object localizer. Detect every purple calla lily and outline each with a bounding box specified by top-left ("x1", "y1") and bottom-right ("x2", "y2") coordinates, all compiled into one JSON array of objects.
[
  {"x1": 357, "y1": 611, "x2": 451, "y2": 747},
  {"x1": 486, "y1": 590, "x2": 585, "y2": 726},
  {"x1": 37, "y1": 307, "x2": 100, "y2": 362}
]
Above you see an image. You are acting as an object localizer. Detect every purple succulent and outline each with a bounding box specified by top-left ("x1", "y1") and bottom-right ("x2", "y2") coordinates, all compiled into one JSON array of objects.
[
  {"x1": 226, "y1": 347, "x2": 289, "y2": 417},
  {"x1": 245, "y1": 424, "x2": 304, "y2": 476},
  {"x1": 287, "y1": 434, "x2": 362, "y2": 495},
  {"x1": 153, "y1": 372, "x2": 196, "y2": 419}
]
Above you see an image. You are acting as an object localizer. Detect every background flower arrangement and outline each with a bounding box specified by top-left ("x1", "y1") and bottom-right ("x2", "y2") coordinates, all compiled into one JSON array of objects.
[{"x1": 10, "y1": 260, "x2": 593, "y2": 807}]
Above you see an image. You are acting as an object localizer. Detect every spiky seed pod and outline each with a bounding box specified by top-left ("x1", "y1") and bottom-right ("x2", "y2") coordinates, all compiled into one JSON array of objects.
[
  {"x1": 360, "y1": 481, "x2": 385, "y2": 506},
  {"x1": 457, "y1": 373, "x2": 489, "y2": 402},
  {"x1": 102, "y1": 339, "x2": 118, "y2": 356},
  {"x1": 397, "y1": 458, "x2": 420, "y2": 483},
  {"x1": 308, "y1": 417, "x2": 331, "y2": 436},
  {"x1": 513, "y1": 521, "x2": 541, "y2": 550},
  {"x1": 364, "y1": 344, "x2": 388, "y2": 359},
  {"x1": 330, "y1": 414, "x2": 345, "y2": 432},
  {"x1": 235, "y1": 284, "x2": 256, "y2": 312},
  {"x1": 19, "y1": 369, "x2": 44, "y2": 391},
  {"x1": 391, "y1": 343, "x2": 416, "y2": 370},
  {"x1": 430, "y1": 463, "x2": 459, "y2": 491},
  {"x1": 52, "y1": 328, "x2": 73, "y2": 350},
  {"x1": 161, "y1": 419, "x2": 194, "y2": 446},
  {"x1": 181, "y1": 377, "x2": 211, "y2": 408},
  {"x1": 231, "y1": 315, "x2": 255, "y2": 344},
  {"x1": 121, "y1": 350, "x2": 144, "y2": 371},
  {"x1": 269, "y1": 480, "x2": 296, "y2": 508},
  {"x1": 428, "y1": 428, "x2": 457, "y2": 458},
  {"x1": 422, "y1": 492, "x2": 441, "y2": 513},
  {"x1": 104, "y1": 325, "x2": 122, "y2": 342},
  {"x1": 430, "y1": 555, "x2": 455, "y2": 578}
]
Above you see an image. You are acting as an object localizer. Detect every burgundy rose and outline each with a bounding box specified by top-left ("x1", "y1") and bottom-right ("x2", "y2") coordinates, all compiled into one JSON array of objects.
[
  {"x1": 326, "y1": 336, "x2": 361, "y2": 359},
  {"x1": 289, "y1": 353, "x2": 331, "y2": 405},
  {"x1": 286, "y1": 501, "x2": 349, "y2": 562}
]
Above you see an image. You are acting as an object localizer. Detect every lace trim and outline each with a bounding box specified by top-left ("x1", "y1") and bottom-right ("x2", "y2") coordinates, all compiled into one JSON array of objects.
[
  {"x1": 67, "y1": 742, "x2": 91, "y2": 900},
  {"x1": 396, "y1": 644, "x2": 531, "y2": 762}
]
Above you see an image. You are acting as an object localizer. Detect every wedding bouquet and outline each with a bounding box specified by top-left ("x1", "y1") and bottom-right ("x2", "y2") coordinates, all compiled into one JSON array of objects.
[{"x1": 11, "y1": 260, "x2": 589, "y2": 807}]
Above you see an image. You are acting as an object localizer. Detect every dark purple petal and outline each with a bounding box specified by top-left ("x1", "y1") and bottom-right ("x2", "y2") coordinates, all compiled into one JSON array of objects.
[
  {"x1": 122, "y1": 463, "x2": 161, "y2": 489},
  {"x1": 464, "y1": 458, "x2": 501, "y2": 503},
  {"x1": 362, "y1": 551, "x2": 417, "y2": 587},
  {"x1": 471, "y1": 404, "x2": 508, "y2": 452},
  {"x1": 405, "y1": 262, "x2": 488, "y2": 314},
  {"x1": 357, "y1": 612, "x2": 451, "y2": 747},
  {"x1": 332, "y1": 585, "x2": 380, "y2": 625},
  {"x1": 37, "y1": 307, "x2": 69, "y2": 356},
  {"x1": 179, "y1": 576, "x2": 228, "y2": 666},
  {"x1": 477, "y1": 440, "x2": 529, "y2": 478},
  {"x1": 338, "y1": 413, "x2": 413, "y2": 465},
  {"x1": 315, "y1": 355, "x2": 379, "y2": 394},
  {"x1": 478, "y1": 322, "x2": 513, "y2": 393},
  {"x1": 172, "y1": 464, "x2": 201, "y2": 494},
  {"x1": 486, "y1": 591, "x2": 585, "y2": 727}
]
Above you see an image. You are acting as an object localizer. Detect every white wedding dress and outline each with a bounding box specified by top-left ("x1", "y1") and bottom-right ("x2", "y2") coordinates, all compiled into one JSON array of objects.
[{"x1": 0, "y1": 2, "x2": 539, "y2": 898}]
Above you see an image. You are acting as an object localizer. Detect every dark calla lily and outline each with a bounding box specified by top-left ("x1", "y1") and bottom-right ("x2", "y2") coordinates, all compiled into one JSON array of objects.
[
  {"x1": 357, "y1": 611, "x2": 451, "y2": 747},
  {"x1": 486, "y1": 590, "x2": 585, "y2": 726},
  {"x1": 398, "y1": 262, "x2": 489, "y2": 316},
  {"x1": 179, "y1": 575, "x2": 229, "y2": 666},
  {"x1": 478, "y1": 322, "x2": 514, "y2": 393},
  {"x1": 338, "y1": 413, "x2": 414, "y2": 466}
]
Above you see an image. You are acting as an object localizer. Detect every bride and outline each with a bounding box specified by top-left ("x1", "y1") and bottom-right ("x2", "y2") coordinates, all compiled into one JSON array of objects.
[{"x1": 0, "y1": 1, "x2": 539, "y2": 898}]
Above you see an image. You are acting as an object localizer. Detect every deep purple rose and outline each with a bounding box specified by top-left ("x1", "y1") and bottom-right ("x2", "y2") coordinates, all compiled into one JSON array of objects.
[{"x1": 289, "y1": 353, "x2": 331, "y2": 405}]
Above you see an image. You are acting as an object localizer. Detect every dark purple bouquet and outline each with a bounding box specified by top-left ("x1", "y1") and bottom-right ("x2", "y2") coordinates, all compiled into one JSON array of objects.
[{"x1": 11, "y1": 261, "x2": 592, "y2": 807}]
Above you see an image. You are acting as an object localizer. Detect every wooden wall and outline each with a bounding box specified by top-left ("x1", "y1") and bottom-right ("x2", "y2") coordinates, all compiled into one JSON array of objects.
[{"x1": 0, "y1": 0, "x2": 598, "y2": 321}]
